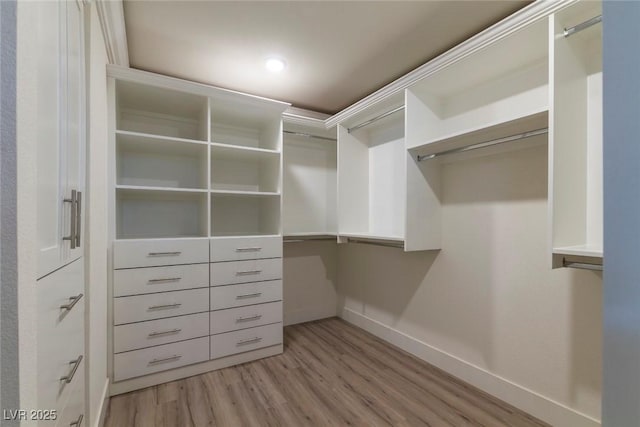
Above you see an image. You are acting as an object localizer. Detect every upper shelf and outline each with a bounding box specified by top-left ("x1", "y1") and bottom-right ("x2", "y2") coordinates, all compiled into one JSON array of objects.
[{"x1": 410, "y1": 110, "x2": 548, "y2": 159}]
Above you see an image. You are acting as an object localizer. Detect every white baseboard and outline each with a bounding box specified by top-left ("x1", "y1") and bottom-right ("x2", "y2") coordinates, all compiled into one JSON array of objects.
[
  {"x1": 340, "y1": 308, "x2": 600, "y2": 427},
  {"x1": 284, "y1": 306, "x2": 336, "y2": 326},
  {"x1": 94, "y1": 379, "x2": 110, "y2": 427}
]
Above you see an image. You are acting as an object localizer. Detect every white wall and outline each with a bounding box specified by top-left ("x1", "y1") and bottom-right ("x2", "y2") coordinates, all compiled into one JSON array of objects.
[
  {"x1": 283, "y1": 241, "x2": 337, "y2": 325},
  {"x1": 85, "y1": 3, "x2": 110, "y2": 426},
  {"x1": 337, "y1": 144, "x2": 602, "y2": 427}
]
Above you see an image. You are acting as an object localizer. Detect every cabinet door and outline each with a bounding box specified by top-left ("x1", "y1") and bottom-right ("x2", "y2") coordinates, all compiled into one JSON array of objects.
[
  {"x1": 36, "y1": 0, "x2": 66, "y2": 278},
  {"x1": 63, "y1": 0, "x2": 86, "y2": 263},
  {"x1": 36, "y1": 0, "x2": 86, "y2": 277}
]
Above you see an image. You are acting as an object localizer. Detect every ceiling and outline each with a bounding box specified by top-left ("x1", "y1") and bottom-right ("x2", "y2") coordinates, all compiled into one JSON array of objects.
[{"x1": 124, "y1": 1, "x2": 531, "y2": 115}]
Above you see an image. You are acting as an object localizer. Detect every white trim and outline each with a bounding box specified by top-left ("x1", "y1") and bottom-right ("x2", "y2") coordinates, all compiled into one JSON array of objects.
[
  {"x1": 283, "y1": 107, "x2": 330, "y2": 128},
  {"x1": 95, "y1": 0, "x2": 129, "y2": 66},
  {"x1": 324, "y1": 0, "x2": 576, "y2": 128},
  {"x1": 94, "y1": 379, "x2": 110, "y2": 427},
  {"x1": 340, "y1": 308, "x2": 601, "y2": 427}
]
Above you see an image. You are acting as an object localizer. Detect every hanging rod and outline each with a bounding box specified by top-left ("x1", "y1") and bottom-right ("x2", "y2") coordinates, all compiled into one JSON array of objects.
[
  {"x1": 283, "y1": 235, "x2": 337, "y2": 243},
  {"x1": 416, "y1": 127, "x2": 548, "y2": 162},
  {"x1": 564, "y1": 15, "x2": 602, "y2": 38},
  {"x1": 563, "y1": 258, "x2": 603, "y2": 271},
  {"x1": 346, "y1": 238, "x2": 404, "y2": 249},
  {"x1": 283, "y1": 130, "x2": 337, "y2": 142},
  {"x1": 347, "y1": 106, "x2": 404, "y2": 134}
]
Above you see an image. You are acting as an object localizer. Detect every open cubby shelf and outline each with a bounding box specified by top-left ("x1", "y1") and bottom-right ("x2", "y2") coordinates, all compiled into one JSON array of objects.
[
  {"x1": 116, "y1": 81, "x2": 208, "y2": 141},
  {"x1": 550, "y1": 0, "x2": 602, "y2": 266},
  {"x1": 116, "y1": 132, "x2": 208, "y2": 190},
  {"x1": 338, "y1": 110, "x2": 406, "y2": 242},
  {"x1": 211, "y1": 145, "x2": 280, "y2": 193},
  {"x1": 115, "y1": 187, "x2": 209, "y2": 239},
  {"x1": 210, "y1": 193, "x2": 281, "y2": 237},
  {"x1": 210, "y1": 100, "x2": 282, "y2": 150}
]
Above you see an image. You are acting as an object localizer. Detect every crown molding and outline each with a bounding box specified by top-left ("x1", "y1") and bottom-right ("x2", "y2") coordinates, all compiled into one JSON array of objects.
[
  {"x1": 283, "y1": 107, "x2": 330, "y2": 128},
  {"x1": 95, "y1": 0, "x2": 129, "y2": 66},
  {"x1": 325, "y1": 0, "x2": 576, "y2": 129}
]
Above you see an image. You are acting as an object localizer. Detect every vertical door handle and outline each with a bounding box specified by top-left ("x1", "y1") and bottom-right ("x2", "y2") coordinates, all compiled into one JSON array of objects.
[
  {"x1": 75, "y1": 191, "x2": 82, "y2": 248},
  {"x1": 63, "y1": 190, "x2": 77, "y2": 249}
]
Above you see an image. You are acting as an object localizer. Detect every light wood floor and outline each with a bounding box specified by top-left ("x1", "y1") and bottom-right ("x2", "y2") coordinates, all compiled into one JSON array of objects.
[{"x1": 105, "y1": 318, "x2": 549, "y2": 427}]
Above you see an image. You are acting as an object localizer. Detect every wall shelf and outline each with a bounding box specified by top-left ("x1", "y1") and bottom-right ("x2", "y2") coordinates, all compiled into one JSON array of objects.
[
  {"x1": 210, "y1": 145, "x2": 280, "y2": 193},
  {"x1": 210, "y1": 193, "x2": 281, "y2": 237}
]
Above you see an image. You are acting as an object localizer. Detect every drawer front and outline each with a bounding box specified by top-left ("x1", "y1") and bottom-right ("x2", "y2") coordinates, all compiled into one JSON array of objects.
[
  {"x1": 114, "y1": 312, "x2": 210, "y2": 353},
  {"x1": 114, "y1": 336, "x2": 209, "y2": 382},
  {"x1": 114, "y1": 238, "x2": 209, "y2": 269},
  {"x1": 53, "y1": 364, "x2": 85, "y2": 427},
  {"x1": 210, "y1": 236, "x2": 282, "y2": 262},
  {"x1": 210, "y1": 258, "x2": 282, "y2": 286},
  {"x1": 37, "y1": 259, "x2": 85, "y2": 412},
  {"x1": 210, "y1": 301, "x2": 282, "y2": 335},
  {"x1": 210, "y1": 323, "x2": 283, "y2": 360},
  {"x1": 114, "y1": 263, "x2": 209, "y2": 297},
  {"x1": 114, "y1": 288, "x2": 209, "y2": 325},
  {"x1": 210, "y1": 280, "x2": 282, "y2": 310}
]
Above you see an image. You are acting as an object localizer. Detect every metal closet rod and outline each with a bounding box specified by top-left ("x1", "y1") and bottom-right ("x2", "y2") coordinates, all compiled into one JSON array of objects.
[
  {"x1": 563, "y1": 258, "x2": 603, "y2": 271},
  {"x1": 347, "y1": 106, "x2": 405, "y2": 134},
  {"x1": 564, "y1": 14, "x2": 602, "y2": 38},
  {"x1": 416, "y1": 127, "x2": 548, "y2": 162},
  {"x1": 283, "y1": 130, "x2": 336, "y2": 142}
]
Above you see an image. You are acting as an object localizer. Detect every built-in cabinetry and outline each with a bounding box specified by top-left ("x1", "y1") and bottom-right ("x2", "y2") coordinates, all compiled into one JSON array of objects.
[
  {"x1": 283, "y1": 120, "x2": 337, "y2": 239},
  {"x1": 549, "y1": 0, "x2": 603, "y2": 269},
  {"x1": 35, "y1": 0, "x2": 86, "y2": 424},
  {"x1": 108, "y1": 68, "x2": 288, "y2": 393}
]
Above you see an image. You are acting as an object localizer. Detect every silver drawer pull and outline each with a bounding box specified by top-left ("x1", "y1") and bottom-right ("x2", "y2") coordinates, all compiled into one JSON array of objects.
[
  {"x1": 148, "y1": 251, "x2": 182, "y2": 257},
  {"x1": 148, "y1": 303, "x2": 182, "y2": 311},
  {"x1": 60, "y1": 293, "x2": 84, "y2": 311},
  {"x1": 236, "y1": 270, "x2": 262, "y2": 276},
  {"x1": 148, "y1": 328, "x2": 182, "y2": 338},
  {"x1": 237, "y1": 337, "x2": 262, "y2": 346},
  {"x1": 148, "y1": 277, "x2": 181, "y2": 284},
  {"x1": 70, "y1": 414, "x2": 84, "y2": 427},
  {"x1": 60, "y1": 355, "x2": 83, "y2": 383},
  {"x1": 235, "y1": 247, "x2": 262, "y2": 252},
  {"x1": 237, "y1": 315, "x2": 262, "y2": 323},
  {"x1": 236, "y1": 292, "x2": 262, "y2": 300},
  {"x1": 148, "y1": 355, "x2": 181, "y2": 365},
  {"x1": 63, "y1": 190, "x2": 78, "y2": 249}
]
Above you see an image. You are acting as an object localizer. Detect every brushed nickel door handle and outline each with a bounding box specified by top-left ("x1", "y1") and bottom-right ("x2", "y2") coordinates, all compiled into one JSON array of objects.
[
  {"x1": 60, "y1": 293, "x2": 84, "y2": 311},
  {"x1": 60, "y1": 355, "x2": 83, "y2": 383}
]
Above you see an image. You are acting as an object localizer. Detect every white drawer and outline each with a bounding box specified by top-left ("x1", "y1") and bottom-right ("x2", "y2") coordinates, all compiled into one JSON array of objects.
[
  {"x1": 210, "y1": 301, "x2": 282, "y2": 335},
  {"x1": 53, "y1": 363, "x2": 84, "y2": 427},
  {"x1": 114, "y1": 312, "x2": 210, "y2": 353},
  {"x1": 114, "y1": 238, "x2": 209, "y2": 269},
  {"x1": 114, "y1": 263, "x2": 209, "y2": 297},
  {"x1": 210, "y1": 258, "x2": 282, "y2": 286},
  {"x1": 114, "y1": 336, "x2": 209, "y2": 382},
  {"x1": 210, "y1": 236, "x2": 282, "y2": 262},
  {"x1": 114, "y1": 288, "x2": 209, "y2": 325},
  {"x1": 210, "y1": 323, "x2": 282, "y2": 359},
  {"x1": 37, "y1": 259, "x2": 85, "y2": 413},
  {"x1": 210, "y1": 280, "x2": 282, "y2": 310}
]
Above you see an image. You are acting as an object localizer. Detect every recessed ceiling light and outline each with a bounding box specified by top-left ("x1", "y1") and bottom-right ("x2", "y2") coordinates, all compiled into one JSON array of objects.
[{"x1": 265, "y1": 57, "x2": 286, "y2": 73}]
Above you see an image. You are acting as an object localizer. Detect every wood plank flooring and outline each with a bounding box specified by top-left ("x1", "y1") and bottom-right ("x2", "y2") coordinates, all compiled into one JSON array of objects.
[{"x1": 105, "y1": 317, "x2": 549, "y2": 427}]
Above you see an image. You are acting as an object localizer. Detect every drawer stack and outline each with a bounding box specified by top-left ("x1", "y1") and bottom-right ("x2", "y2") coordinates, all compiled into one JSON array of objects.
[
  {"x1": 112, "y1": 239, "x2": 210, "y2": 382},
  {"x1": 111, "y1": 236, "x2": 283, "y2": 384},
  {"x1": 209, "y1": 236, "x2": 283, "y2": 359}
]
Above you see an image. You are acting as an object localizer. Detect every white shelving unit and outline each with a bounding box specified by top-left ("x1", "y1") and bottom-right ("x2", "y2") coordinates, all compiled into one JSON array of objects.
[
  {"x1": 283, "y1": 122, "x2": 337, "y2": 238},
  {"x1": 549, "y1": 0, "x2": 603, "y2": 268},
  {"x1": 404, "y1": 19, "x2": 549, "y2": 252},
  {"x1": 108, "y1": 67, "x2": 288, "y2": 394},
  {"x1": 337, "y1": 98, "x2": 406, "y2": 246}
]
